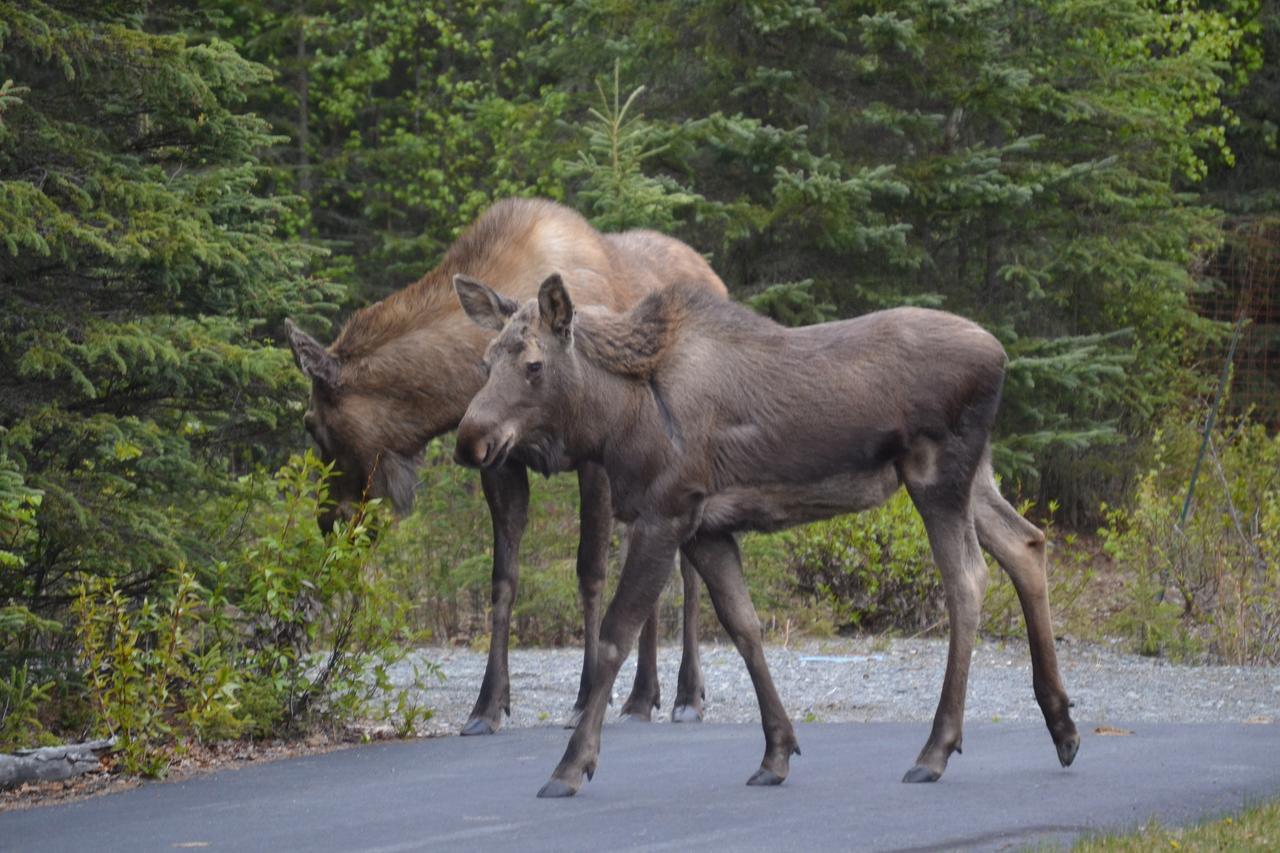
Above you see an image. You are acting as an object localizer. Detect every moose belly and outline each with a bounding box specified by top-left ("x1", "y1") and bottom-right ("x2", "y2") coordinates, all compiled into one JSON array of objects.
[{"x1": 698, "y1": 465, "x2": 900, "y2": 534}]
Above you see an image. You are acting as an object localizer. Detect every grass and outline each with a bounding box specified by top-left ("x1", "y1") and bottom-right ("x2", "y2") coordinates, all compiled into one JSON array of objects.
[{"x1": 1070, "y1": 799, "x2": 1280, "y2": 851}]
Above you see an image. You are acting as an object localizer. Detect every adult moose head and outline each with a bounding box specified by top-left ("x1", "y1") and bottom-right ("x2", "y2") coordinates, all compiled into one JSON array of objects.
[
  {"x1": 284, "y1": 198, "x2": 728, "y2": 736},
  {"x1": 456, "y1": 275, "x2": 1080, "y2": 798},
  {"x1": 283, "y1": 318, "x2": 420, "y2": 534}
]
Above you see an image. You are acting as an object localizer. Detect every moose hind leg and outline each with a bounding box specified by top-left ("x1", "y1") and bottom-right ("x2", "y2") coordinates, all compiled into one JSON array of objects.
[
  {"x1": 973, "y1": 466, "x2": 1079, "y2": 768},
  {"x1": 463, "y1": 462, "x2": 530, "y2": 736},
  {"x1": 904, "y1": 497, "x2": 988, "y2": 782},
  {"x1": 539, "y1": 521, "x2": 679, "y2": 798},
  {"x1": 684, "y1": 532, "x2": 798, "y2": 786},
  {"x1": 568, "y1": 462, "x2": 612, "y2": 728},
  {"x1": 672, "y1": 553, "x2": 706, "y2": 723}
]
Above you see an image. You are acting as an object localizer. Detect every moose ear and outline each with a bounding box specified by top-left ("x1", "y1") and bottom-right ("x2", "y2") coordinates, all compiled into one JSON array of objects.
[
  {"x1": 454, "y1": 274, "x2": 519, "y2": 331},
  {"x1": 284, "y1": 318, "x2": 340, "y2": 391},
  {"x1": 537, "y1": 273, "x2": 574, "y2": 338}
]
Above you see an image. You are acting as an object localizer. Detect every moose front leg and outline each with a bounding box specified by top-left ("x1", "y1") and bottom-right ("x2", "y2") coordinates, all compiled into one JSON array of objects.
[
  {"x1": 462, "y1": 462, "x2": 530, "y2": 736},
  {"x1": 539, "y1": 520, "x2": 679, "y2": 798},
  {"x1": 671, "y1": 553, "x2": 706, "y2": 723}
]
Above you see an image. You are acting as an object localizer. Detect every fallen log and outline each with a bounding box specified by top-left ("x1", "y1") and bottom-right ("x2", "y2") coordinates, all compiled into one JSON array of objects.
[{"x1": 0, "y1": 738, "x2": 116, "y2": 790}]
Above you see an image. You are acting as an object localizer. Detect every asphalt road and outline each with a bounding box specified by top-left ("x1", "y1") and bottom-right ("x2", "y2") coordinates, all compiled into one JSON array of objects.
[{"x1": 3, "y1": 722, "x2": 1278, "y2": 852}]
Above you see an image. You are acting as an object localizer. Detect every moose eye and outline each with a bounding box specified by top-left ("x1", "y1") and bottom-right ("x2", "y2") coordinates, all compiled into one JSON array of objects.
[{"x1": 526, "y1": 361, "x2": 543, "y2": 379}]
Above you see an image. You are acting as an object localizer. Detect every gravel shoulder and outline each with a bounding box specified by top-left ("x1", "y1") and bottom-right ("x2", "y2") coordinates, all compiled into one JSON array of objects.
[{"x1": 406, "y1": 636, "x2": 1280, "y2": 735}]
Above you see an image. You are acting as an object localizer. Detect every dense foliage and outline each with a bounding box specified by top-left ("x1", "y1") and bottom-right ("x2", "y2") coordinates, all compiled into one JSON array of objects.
[{"x1": 2, "y1": 0, "x2": 1278, "y2": 766}]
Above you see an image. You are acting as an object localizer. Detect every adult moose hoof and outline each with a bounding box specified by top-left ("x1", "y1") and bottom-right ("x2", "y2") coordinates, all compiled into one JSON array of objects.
[
  {"x1": 671, "y1": 703, "x2": 703, "y2": 723},
  {"x1": 461, "y1": 716, "x2": 499, "y2": 736},
  {"x1": 618, "y1": 694, "x2": 659, "y2": 722},
  {"x1": 902, "y1": 764, "x2": 942, "y2": 783},
  {"x1": 618, "y1": 708, "x2": 654, "y2": 723}
]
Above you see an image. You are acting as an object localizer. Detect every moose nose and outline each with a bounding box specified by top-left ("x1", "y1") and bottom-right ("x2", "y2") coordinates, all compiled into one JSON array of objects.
[
  {"x1": 455, "y1": 417, "x2": 493, "y2": 467},
  {"x1": 454, "y1": 437, "x2": 488, "y2": 468},
  {"x1": 456, "y1": 417, "x2": 514, "y2": 468}
]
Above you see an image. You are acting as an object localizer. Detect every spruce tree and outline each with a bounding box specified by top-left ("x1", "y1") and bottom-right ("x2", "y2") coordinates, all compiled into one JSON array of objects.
[{"x1": 0, "y1": 2, "x2": 335, "y2": 614}]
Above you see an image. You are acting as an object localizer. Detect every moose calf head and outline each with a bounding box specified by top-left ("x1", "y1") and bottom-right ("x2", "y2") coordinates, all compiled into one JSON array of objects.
[{"x1": 453, "y1": 273, "x2": 578, "y2": 475}]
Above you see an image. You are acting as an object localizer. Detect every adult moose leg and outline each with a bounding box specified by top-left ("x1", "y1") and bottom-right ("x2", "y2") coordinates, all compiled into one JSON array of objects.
[
  {"x1": 671, "y1": 554, "x2": 706, "y2": 722},
  {"x1": 903, "y1": 492, "x2": 989, "y2": 783},
  {"x1": 568, "y1": 462, "x2": 612, "y2": 728},
  {"x1": 972, "y1": 461, "x2": 1079, "y2": 768},
  {"x1": 462, "y1": 462, "x2": 530, "y2": 736},
  {"x1": 538, "y1": 520, "x2": 679, "y2": 798},
  {"x1": 684, "y1": 532, "x2": 798, "y2": 785},
  {"x1": 619, "y1": 605, "x2": 662, "y2": 720}
]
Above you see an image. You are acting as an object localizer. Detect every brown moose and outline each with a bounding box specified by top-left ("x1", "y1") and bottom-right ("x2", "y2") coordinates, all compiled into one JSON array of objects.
[
  {"x1": 283, "y1": 199, "x2": 728, "y2": 735},
  {"x1": 453, "y1": 274, "x2": 1080, "y2": 797}
]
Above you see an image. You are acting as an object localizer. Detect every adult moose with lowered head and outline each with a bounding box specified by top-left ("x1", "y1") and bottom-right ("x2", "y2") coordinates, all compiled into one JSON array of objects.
[
  {"x1": 283, "y1": 199, "x2": 727, "y2": 736},
  {"x1": 453, "y1": 274, "x2": 1080, "y2": 797}
]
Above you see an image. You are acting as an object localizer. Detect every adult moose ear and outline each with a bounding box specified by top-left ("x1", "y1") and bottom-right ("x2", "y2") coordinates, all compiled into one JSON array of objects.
[
  {"x1": 537, "y1": 273, "x2": 574, "y2": 339},
  {"x1": 283, "y1": 318, "x2": 340, "y2": 391},
  {"x1": 454, "y1": 274, "x2": 518, "y2": 331}
]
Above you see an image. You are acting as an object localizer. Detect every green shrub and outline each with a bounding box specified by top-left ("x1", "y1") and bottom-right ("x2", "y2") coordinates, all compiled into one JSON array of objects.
[
  {"x1": 60, "y1": 452, "x2": 434, "y2": 776},
  {"x1": 1101, "y1": 415, "x2": 1280, "y2": 663},
  {"x1": 0, "y1": 661, "x2": 55, "y2": 753},
  {"x1": 785, "y1": 490, "x2": 943, "y2": 634},
  {"x1": 73, "y1": 570, "x2": 203, "y2": 776}
]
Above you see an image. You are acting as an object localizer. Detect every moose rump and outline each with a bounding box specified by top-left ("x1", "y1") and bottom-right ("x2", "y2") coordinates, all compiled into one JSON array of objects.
[{"x1": 454, "y1": 276, "x2": 1080, "y2": 798}]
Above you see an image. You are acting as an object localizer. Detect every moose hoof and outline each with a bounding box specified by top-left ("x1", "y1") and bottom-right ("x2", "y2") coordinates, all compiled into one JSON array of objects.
[
  {"x1": 564, "y1": 708, "x2": 585, "y2": 729},
  {"x1": 1056, "y1": 733, "x2": 1080, "y2": 767},
  {"x1": 746, "y1": 767, "x2": 786, "y2": 787},
  {"x1": 671, "y1": 704, "x2": 703, "y2": 724},
  {"x1": 537, "y1": 777, "x2": 580, "y2": 798},
  {"x1": 461, "y1": 717, "x2": 498, "y2": 737},
  {"x1": 619, "y1": 711, "x2": 653, "y2": 723},
  {"x1": 902, "y1": 764, "x2": 941, "y2": 783}
]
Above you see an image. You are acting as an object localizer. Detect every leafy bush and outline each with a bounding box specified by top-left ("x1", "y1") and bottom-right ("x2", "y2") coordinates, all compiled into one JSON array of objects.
[
  {"x1": 1101, "y1": 414, "x2": 1280, "y2": 663},
  {"x1": 0, "y1": 661, "x2": 55, "y2": 754},
  {"x1": 59, "y1": 453, "x2": 433, "y2": 776},
  {"x1": 785, "y1": 490, "x2": 943, "y2": 634}
]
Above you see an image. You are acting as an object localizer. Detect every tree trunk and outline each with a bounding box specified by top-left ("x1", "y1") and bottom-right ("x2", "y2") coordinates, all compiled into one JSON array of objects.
[{"x1": 0, "y1": 738, "x2": 116, "y2": 790}]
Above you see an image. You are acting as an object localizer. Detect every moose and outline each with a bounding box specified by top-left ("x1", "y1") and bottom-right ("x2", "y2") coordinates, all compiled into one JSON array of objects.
[
  {"x1": 283, "y1": 198, "x2": 727, "y2": 735},
  {"x1": 453, "y1": 274, "x2": 1081, "y2": 797}
]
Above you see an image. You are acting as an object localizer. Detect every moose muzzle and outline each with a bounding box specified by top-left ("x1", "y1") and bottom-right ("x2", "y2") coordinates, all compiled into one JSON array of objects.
[{"x1": 455, "y1": 416, "x2": 517, "y2": 469}]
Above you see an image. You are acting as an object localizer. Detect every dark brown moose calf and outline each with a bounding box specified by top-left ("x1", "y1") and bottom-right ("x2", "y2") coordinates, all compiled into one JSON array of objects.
[
  {"x1": 453, "y1": 274, "x2": 1080, "y2": 797},
  {"x1": 284, "y1": 198, "x2": 727, "y2": 735}
]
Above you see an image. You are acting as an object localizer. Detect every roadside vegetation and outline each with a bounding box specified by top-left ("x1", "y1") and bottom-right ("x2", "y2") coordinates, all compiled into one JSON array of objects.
[
  {"x1": 2, "y1": 0, "x2": 1278, "y2": 781},
  {"x1": 1071, "y1": 799, "x2": 1280, "y2": 851}
]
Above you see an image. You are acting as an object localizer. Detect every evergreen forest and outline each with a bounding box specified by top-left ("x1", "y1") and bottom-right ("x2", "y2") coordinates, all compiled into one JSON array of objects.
[{"x1": 2, "y1": 0, "x2": 1278, "y2": 773}]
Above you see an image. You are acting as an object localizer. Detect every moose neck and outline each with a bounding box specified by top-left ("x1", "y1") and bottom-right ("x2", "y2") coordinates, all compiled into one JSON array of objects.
[
  {"x1": 567, "y1": 356, "x2": 677, "y2": 500},
  {"x1": 337, "y1": 287, "x2": 492, "y2": 456}
]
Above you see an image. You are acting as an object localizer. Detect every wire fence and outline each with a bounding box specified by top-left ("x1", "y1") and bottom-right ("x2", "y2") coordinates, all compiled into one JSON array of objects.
[{"x1": 1196, "y1": 219, "x2": 1280, "y2": 429}]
